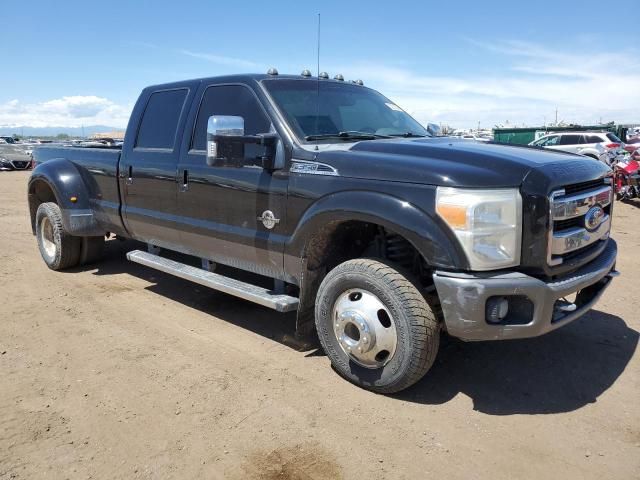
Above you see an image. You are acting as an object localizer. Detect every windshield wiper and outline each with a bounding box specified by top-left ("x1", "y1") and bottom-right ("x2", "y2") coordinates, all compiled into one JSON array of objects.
[
  {"x1": 387, "y1": 132, "x2": 428, "y2": 138},
  {"x1": 304, "y1": 131, "x2": 392, "y2": 141}
]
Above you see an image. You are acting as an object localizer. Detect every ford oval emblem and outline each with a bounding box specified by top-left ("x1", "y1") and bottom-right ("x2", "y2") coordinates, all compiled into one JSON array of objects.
[{"x1": 584, "y1": 206, "x2": 605, "y2": 232}]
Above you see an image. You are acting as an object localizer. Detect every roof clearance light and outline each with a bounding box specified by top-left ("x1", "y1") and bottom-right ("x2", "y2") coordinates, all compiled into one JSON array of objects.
[
  {"x1": 334, "y1": 74, "x2": 344, "y2": 81},
  {"x1": 267, "y1": 68, "x2": 279, "y2": 76},
  {"x1": 319, "y1": 72, "x2": 329, "y2": 79},
  {"x1": 301, "y1": 69, "x2": 312, "y2": 77}
]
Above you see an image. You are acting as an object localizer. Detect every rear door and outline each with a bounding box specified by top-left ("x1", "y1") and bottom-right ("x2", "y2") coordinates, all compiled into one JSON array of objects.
[
  {"x1": 120, "y1": 86, "x2": 193, "y2": 248},
  {"x1": 557, "y1": 134, "x2": 582, "y2": 153},
  {"x1": 584, "y1": 134, "x2": 602, "y2": 149},
  {"x1": 176, "y1": 82, "x2": 289, "y2": 279}
]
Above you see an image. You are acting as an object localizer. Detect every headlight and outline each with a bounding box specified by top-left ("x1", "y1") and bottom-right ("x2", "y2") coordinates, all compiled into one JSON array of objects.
[{"x1": 436, "y1": 187, "x2": 522, "y2": 270}]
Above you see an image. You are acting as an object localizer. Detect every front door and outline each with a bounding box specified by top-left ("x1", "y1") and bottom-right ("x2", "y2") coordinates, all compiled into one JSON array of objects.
[{"x1": 176, "y1": 83, "x2": 289, "y2": 280}]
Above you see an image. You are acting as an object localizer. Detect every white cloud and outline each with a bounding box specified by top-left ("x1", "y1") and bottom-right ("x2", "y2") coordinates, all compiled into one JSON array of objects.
[
  {"x1": 339, "y1": 40, "x2": 640, "y2": 128},
  {"x1": 0, "y1": 96, "x2": 132, "y2": 128}
]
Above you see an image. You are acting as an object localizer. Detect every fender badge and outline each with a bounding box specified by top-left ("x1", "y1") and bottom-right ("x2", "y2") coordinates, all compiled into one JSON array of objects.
[{"x1": 258, "y1": 210, "x2": 280, "y2": 229}]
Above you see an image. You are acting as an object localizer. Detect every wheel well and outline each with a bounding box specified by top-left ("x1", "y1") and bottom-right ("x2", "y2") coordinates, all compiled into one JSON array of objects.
[
  {"x1": 304, "y1": 220, "x2": 432, "y2": 287},
  {"x1": 28, "y1": 180, "x2": 57, "y2": 234},
  {"x1": 295, "y1": 220, "x2": 442, "y2": 338}
]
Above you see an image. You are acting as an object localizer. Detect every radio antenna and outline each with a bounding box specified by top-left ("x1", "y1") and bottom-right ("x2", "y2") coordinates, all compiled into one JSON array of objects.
[
  {"x1": 314, "y1": 13, "x2": 321, "y2": 150},
  {"x1": 317, "y1": 13, "x2": 321, "y2": 78}
]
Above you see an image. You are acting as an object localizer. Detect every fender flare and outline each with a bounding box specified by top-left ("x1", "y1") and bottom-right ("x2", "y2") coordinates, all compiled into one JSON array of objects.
[
  {"x1": 28, "y1": 159, "x2": 103, "y2": 236},
  {"x1": 285, "y1": 190, "x2": 468, "y2": 276}
]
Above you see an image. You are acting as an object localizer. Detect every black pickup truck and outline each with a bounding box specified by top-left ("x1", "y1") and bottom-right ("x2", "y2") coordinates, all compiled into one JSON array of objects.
[{"x1": 29, "y1": 71, "x2": 618, "y2": 393}]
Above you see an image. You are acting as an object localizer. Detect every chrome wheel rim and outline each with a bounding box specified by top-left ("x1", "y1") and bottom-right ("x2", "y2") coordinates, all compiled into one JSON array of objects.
[
  {"x1": 332, "y1": 289, "x2": 398, "y2": 368},
  {"x1": 40, "y1": 216, "x2": 56, "y2": 260}
]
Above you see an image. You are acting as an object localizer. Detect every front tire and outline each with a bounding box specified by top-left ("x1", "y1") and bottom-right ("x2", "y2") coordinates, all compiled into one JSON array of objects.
[
  {"x1": 315, "y1": 258, "x2": 440, "y2": 393},
  {"x1": 35, "y1": 202, "x2": 81, "y2": 270}
]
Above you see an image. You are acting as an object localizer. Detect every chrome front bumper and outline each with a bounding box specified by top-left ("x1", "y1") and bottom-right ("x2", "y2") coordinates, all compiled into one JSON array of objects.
[{"x1": 433, "y1": 239, "x2": 617, "y2": 341}]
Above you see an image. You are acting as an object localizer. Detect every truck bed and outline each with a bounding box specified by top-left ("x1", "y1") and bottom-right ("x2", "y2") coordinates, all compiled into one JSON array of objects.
[{"x1": 32, "y1": 145, "x2": 125, "y2": 235}]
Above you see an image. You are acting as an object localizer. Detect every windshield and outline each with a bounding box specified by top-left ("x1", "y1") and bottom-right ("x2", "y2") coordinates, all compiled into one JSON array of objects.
[{"x1": 263, "y1": 79, "x2": 428, "y2": 142}]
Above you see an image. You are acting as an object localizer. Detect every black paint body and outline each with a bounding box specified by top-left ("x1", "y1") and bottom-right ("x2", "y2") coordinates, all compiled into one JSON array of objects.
[{"x1": 30, "y1": 74, "x2": 612, "y2": 287}]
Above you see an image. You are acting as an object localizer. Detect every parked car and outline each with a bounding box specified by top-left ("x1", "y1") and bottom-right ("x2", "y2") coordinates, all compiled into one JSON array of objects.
[
  {"x1": 0, "y1": 136, "x2": 19, "y2": 144},
  {"x1": 623, "y1": 136, "x2": 640, "y2": 155},
  {"x1": 459, "y1": 134, "x2": 491, "y2": 142},
  {"x1": 529, "y1": 131, "x2": 625, "y2": 164},
  {"x1": 0, "y1": 146, "x2": 33, "y2": 171},
  {"x1": 29, "y1": 71, "x2": 617, "y2": 393}
]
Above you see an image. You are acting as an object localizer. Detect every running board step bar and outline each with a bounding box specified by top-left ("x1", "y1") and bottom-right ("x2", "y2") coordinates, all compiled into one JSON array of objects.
[{"x1": 126, "y1": 250, "x2": 299, "y2": 313}]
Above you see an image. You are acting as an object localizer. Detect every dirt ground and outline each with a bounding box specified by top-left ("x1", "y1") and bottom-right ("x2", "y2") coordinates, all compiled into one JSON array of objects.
[{"x1": 0, "y1": 170, "x2": 638, "y2": 480}]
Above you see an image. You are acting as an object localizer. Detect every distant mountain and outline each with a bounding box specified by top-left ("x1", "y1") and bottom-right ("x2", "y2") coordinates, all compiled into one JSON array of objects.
[{"x1": 0, "y1": 125, "x2": 124, "y2": 137}]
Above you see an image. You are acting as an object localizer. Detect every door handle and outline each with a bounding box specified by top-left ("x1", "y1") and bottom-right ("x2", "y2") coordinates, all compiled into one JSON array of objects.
[
  {"x1": 180, "y1": 169, "x2": 189, "y2": 192},
  {"x1": 126, "y1": 165, "x2": 133, "y2": 185}
]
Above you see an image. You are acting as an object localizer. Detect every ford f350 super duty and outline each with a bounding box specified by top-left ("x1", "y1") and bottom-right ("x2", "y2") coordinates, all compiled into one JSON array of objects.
[{"x1": 29, "y1": 71, "x2": 618, "y2": 393}]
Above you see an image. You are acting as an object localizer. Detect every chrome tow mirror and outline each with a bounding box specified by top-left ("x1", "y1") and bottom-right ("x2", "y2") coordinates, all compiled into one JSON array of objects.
[
  {"x1": 206, "y1": 115, "x2": 279, "y2": 170},
  {"x1": 207, "y1": 116, "x2": 245, "y2": 167}
]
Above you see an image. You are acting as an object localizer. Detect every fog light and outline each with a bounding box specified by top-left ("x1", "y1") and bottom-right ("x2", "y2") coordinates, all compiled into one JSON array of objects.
[{"x1": 486, "y1": 296, "x2": 509, "y2": 324}]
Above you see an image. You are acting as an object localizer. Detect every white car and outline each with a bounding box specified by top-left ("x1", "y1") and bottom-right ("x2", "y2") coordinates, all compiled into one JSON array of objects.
[
  {"x1": 529, "y1": 131, "x2": 624, "y2": 164},
  {"x1": 455, "y1": 134, "x2": 492, "y2": 142}
]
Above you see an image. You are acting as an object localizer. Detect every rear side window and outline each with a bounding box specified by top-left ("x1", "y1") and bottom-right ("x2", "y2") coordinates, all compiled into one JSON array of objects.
[
  {"x1": 558, "y1": 135, "x2": 581, "y2": 145},
  {"x1": 587, "y1": 135, "x2": 604, "y2": 143},
  {"x1": 136, "y1": 89, "x2": 188, "y2": 149},
  {"x1": 192, "y1": 85, "x2": 271, "y2": 151}
]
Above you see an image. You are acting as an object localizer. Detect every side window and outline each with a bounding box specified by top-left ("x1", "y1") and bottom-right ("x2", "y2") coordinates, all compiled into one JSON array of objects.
[
  {"x1": 192, "y1": 85, "x2": 271, "y2": 152},
  {"x1": 543, "y1": 135, "x2": 560, "y2": 146},
  {"x1": 136, "y1": 89, "x2": 188, "y2": 149},
  {"x1": 587, "y1": 135, "x2": 603, "y2": 143},
  {"x1": 558, "y1": 135, "x2": 579, "y2": 145}
]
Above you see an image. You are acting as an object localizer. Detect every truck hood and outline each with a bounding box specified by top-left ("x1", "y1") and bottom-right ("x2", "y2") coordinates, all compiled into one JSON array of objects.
[{"x1": 314, "y1": 138, "x2": 611, "y2": 191}]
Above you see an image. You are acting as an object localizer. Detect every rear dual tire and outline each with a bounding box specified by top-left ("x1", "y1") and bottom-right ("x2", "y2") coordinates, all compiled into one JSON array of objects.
[
  {"x1": 315, "y1": 258, "x2": 440, "y2": 394},
  {"x1": 35, "y1": 202, "x2": 104, "y2": 270}
]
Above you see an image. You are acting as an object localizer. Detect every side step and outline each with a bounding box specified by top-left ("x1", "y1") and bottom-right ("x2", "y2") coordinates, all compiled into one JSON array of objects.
[{"x1": 126, "y1": 250, "x2": 299, "y2": 313}]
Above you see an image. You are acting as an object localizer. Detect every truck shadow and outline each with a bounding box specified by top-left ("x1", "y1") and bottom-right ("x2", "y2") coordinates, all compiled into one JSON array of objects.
[
  {"x1": 76, "y1": 238, "x2": 638, "y2": 415},
  {"x1": 618, "y1": 198, "x2": 640, "y2": 209},
  {"x1": 395, "y1": 310, "x2": 638, "y2": 415},
  {"x1": 73, "y1": 237, "x2": 305, "y2": 349}
]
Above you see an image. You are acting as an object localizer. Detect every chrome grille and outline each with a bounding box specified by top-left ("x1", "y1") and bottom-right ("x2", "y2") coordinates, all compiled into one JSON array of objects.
[
  {"x1": 548, "y1": 181, "x2": 612, "y2": 266},
  {"x1": 11, "y1": 160, "x2": 30, "y2": 169},
  {"x1": 563, "y1": 179, "x2": 607, "y2": 196}
]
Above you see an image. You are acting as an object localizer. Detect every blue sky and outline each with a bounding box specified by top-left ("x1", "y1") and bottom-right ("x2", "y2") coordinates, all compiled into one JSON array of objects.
[{"x1": 2, "y1": 0, "x2": 638, "y2": 130}]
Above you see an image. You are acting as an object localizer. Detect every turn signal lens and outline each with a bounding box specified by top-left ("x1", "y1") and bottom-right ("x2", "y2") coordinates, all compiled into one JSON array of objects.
[{"x1": 435, "y1": 204, "x2": 467, "y2": 228}]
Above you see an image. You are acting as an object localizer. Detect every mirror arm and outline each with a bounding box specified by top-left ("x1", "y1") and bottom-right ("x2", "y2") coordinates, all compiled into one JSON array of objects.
[
  {"x1": 211, "y1": 133, "x2": 278, "y2": 146},
  {"x1": 256, "y1": 133, "x2": 278, "y2": 171},
  {"x1": 209, "y1": 132, "x2": 279, "y2": 170}
]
